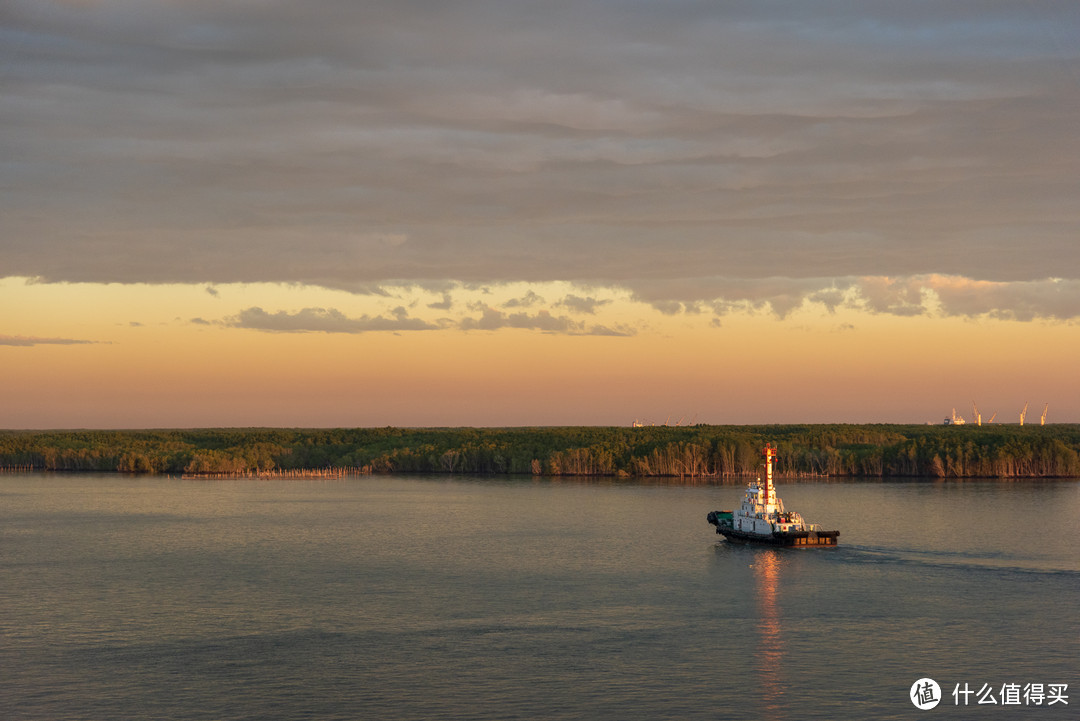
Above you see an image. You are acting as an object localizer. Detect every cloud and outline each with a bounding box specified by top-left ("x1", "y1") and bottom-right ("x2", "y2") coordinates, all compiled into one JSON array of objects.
[
  {"x1": 8, "y1": 3, "x2": 1080, "y2": 431},
  {"x1": 853, "y1": 277, "x2": 930, "y2": 317},
  {"x1": 0, "y1": 335, "x2": 97, "y2": 346},
  {"x1": 216, "y1": 276, "x2": 1079, "y2": 334},
  {"x1": 626, "y1": 277, "x2": 855, "y2": 318},
  {"x1": 427, "y1": 293, "x2": 453, "y2": 311},
  {"x1": 558, "y1": 294, "x2": 611, "y2": 315},
  {"x1": 881, "y1": 275, "x2": 1080, "y2": 322},
  {"x1": 622, "y1": 275, "x2": 1080, "y2": 322},
  {"x1": 1, "y1": 1, "x2": 1077, "y2": 300},
  {"x1": 225, "y1": 306, "x2": 438, "y2": 333},
  {"x1": 503, "y1": 290, "x2": 545, "y2": 309},
  {"x1": 459, "y1": 308, "x2": 633, "y2": 336}
]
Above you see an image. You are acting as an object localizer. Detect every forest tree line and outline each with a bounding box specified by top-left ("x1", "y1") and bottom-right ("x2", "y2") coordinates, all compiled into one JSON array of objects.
[{"x1": 2, "y1": 424, "x2": 1080, "y2": 478}]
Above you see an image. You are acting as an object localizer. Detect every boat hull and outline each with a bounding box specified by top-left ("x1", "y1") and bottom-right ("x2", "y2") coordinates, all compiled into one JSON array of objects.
[
  {"x1": 707, "y1": 512, "x2": 838, "y2": 547},
  {"x1": 716, "y1": 526, "x2": 839, "y2": 547}
]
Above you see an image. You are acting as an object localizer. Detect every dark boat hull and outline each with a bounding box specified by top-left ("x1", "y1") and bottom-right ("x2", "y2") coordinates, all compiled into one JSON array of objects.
[
  {"x1": 716, "y1": 526, "x2": 839, "y2": 547},
  {"x1": 706, "y1": 512, "x2": 838, "y2": 547}
]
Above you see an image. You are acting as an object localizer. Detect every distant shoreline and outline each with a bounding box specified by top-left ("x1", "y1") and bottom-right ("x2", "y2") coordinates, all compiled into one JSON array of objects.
[{"x1": 3, "y1": 424, "x2": 1080, "y2": 479}]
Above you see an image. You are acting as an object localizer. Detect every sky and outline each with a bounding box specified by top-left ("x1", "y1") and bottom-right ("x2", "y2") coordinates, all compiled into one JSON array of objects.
[{"x1": 2, "y1": 0, "x2": 1079, "y2": 428}]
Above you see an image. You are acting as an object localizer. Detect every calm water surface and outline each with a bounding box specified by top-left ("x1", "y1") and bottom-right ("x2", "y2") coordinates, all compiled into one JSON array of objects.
[{"x1": 1, "y1": 473, "x2": 1076, "y2": 720}]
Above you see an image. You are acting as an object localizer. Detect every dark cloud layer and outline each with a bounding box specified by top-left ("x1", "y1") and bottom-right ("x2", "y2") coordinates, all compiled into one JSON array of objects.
[{"x1": 3, "y1": 1, "x2": 1078, "y2": 316}]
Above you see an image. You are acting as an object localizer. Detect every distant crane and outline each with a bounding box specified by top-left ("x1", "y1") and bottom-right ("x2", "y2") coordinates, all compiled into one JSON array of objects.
[
  {"x1": 972, "y1": 401, "x2": 982, "y2": 427},
  {"x1": 1020, "y1": 401, "x2": 1029, "y2": 426},
  {"x1": 1041, "y1": 403, "x2": 1049, "y2": 426}
]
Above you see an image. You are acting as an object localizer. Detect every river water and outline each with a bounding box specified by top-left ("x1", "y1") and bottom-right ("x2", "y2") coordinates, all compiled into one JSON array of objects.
[{"x1": 1, "y1": 473, "x2": 1076, "y2": 720}]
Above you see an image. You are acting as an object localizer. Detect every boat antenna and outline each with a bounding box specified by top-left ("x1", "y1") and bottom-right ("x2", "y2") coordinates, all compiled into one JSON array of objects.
[{"x1": 763, "y1": 443, "x2": 777, "y2": 505}]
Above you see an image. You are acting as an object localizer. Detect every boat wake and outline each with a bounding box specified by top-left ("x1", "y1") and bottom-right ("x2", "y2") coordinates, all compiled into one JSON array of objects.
[{"x1": 832, "y1": 544, "x2": 1079, "y2": 576}]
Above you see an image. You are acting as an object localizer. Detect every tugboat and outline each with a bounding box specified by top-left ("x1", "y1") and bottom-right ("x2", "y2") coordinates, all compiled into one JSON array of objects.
[{"x1": 707, "y1": 444, "x2": 839, "y2": 547}]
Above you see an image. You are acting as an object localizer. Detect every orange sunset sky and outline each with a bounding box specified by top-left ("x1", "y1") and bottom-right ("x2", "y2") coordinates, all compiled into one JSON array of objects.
[{"x1": 3, "y1": 2, "x2": 1079, "y2": 428}]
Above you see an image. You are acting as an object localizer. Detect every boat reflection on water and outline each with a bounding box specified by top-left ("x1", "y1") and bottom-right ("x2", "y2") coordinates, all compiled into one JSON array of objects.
[{"x1": 754, "y1": 550, "x2": 784, "y2": 720}]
